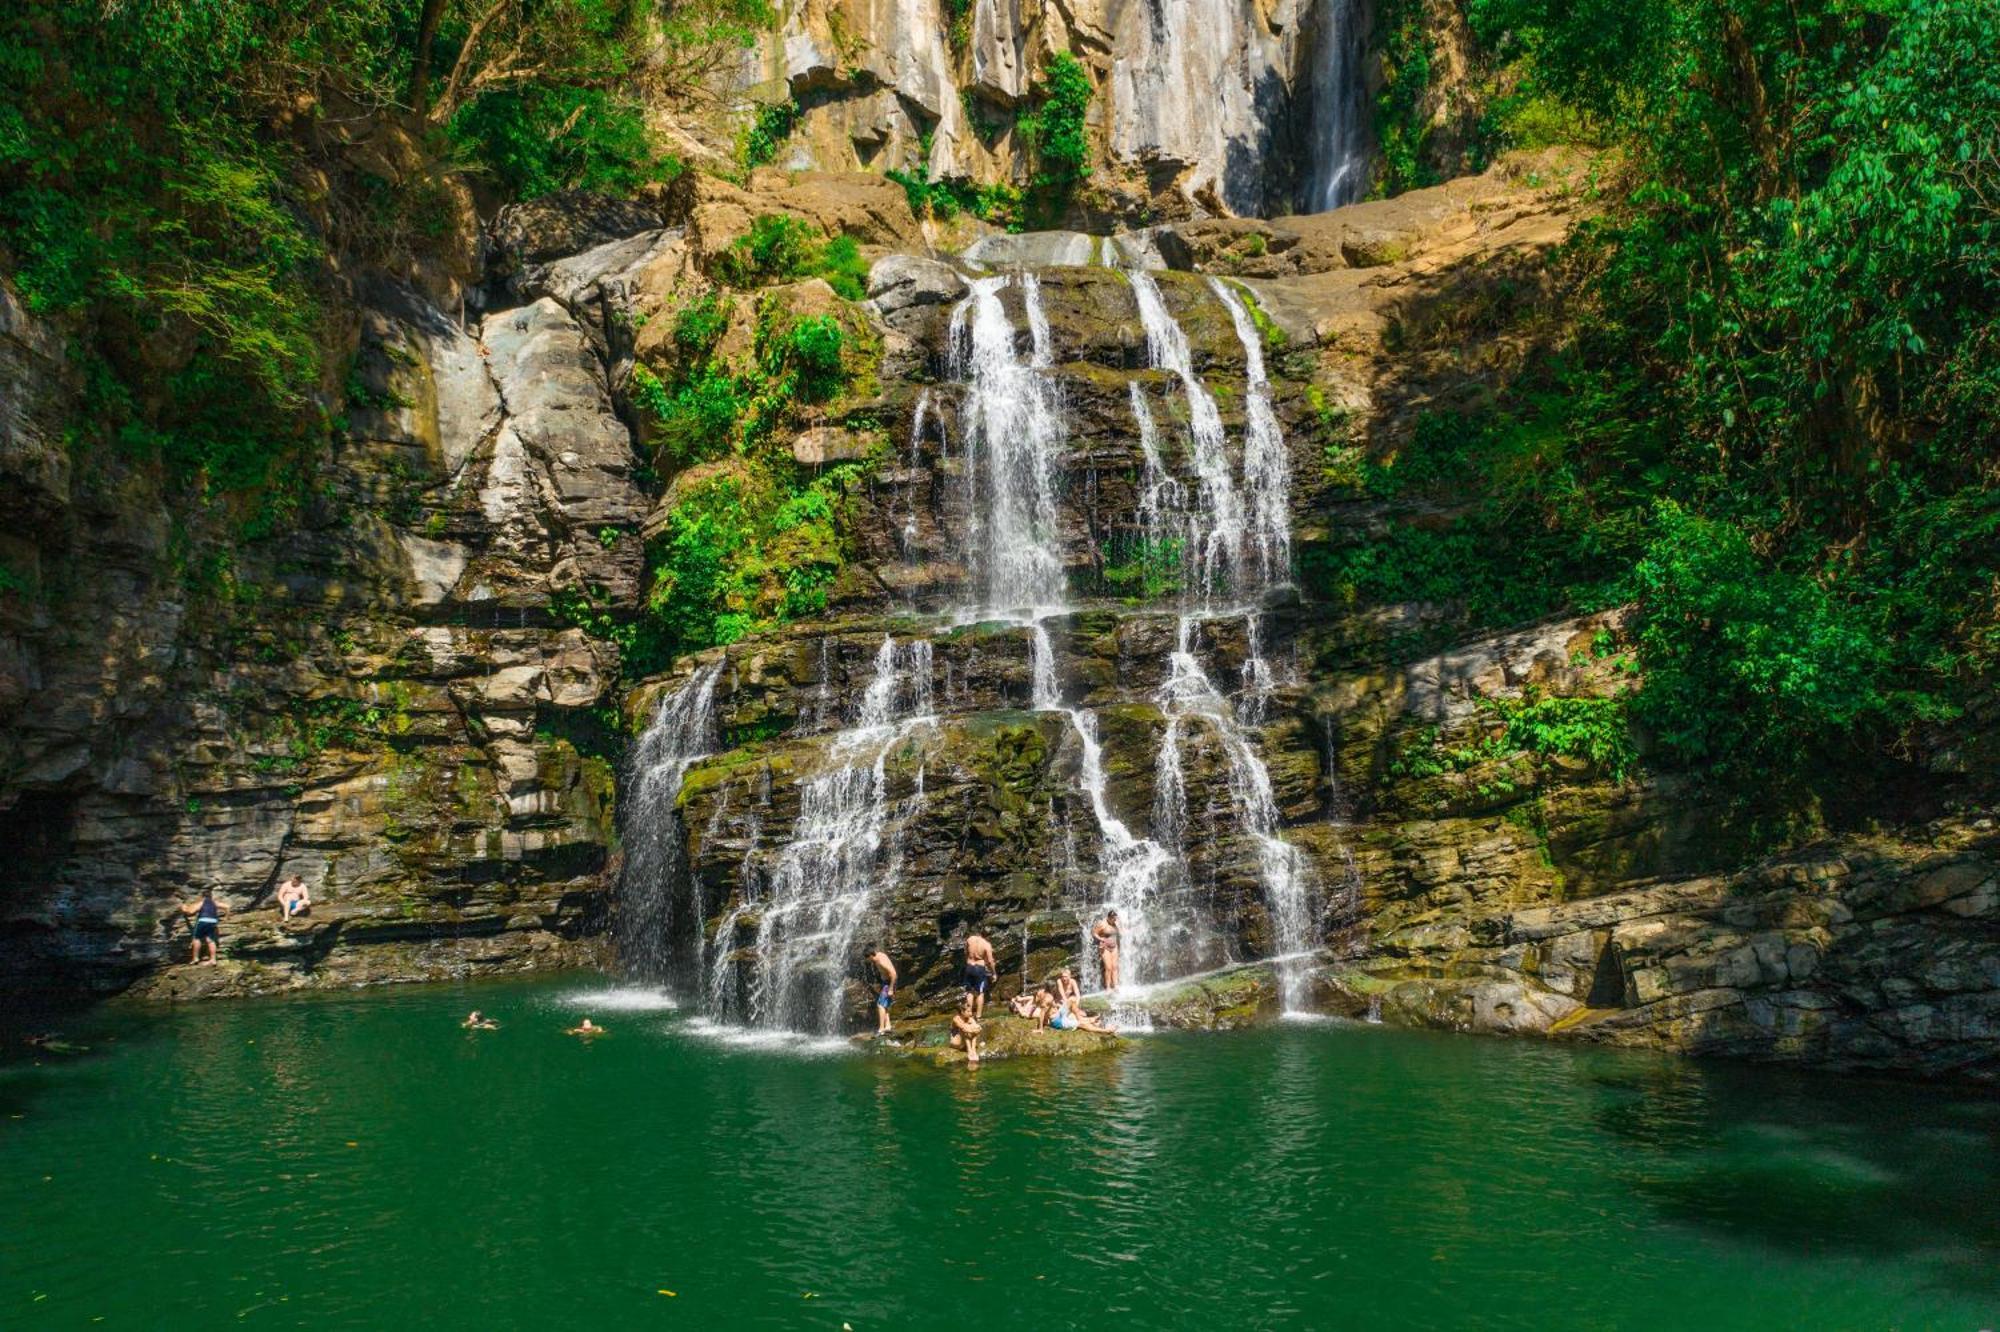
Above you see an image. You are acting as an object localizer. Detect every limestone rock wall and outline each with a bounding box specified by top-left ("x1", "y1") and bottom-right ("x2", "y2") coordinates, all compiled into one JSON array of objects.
[
  {"x1": 0, "y1": 223, "x2": 664, "y2": 997},
  {"x1": 730, "y1": 0, "x2": 1334, "y2": 217}
]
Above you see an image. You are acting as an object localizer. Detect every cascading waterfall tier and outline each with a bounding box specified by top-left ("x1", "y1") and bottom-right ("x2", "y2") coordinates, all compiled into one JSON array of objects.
[
  {"x1": 708, "y1": 636, "x2": 934, "y2": 1033},
  {"x1": 618, "y1": 660, "x2": 722, "y2": 982}
]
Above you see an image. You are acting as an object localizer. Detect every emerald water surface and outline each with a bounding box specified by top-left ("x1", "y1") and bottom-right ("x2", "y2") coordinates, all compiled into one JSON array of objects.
[{"x1": 2, "y1": 977, "x2": 1994, "y2": 1329}]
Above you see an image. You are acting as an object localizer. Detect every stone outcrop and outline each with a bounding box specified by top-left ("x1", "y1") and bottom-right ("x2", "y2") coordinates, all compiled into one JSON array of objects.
[
  {"x1": 0, "y1": 239, "x2": 654, "y2": 997},
  {"x1": 5, "y1": 137, "x2": 1992, "y2": 1087}
]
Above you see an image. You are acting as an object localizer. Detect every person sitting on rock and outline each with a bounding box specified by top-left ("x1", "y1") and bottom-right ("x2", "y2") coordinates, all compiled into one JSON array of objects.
[
  {"x1": 461, "y1": 1011, "x2": 498, "y2": 1030},
  {"x1": 181, "y1": 891, "x2": 224, "y2": 966},
  {"x1": 1055, "y1": 967, "x2": 1081, "y2": 1009},
  {"x1": 948, "y1": 994, "x2": 982, "y2": 1067},
  {"x1": 275, "y1": 876, "x2": 311, "y2": 920},
  {"x1": 566, "y1": 1018, "x2": 605, "y2": 1037}
]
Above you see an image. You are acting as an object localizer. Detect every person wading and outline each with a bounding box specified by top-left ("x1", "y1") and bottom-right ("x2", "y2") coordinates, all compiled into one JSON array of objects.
[
  {"x1": 962, "y1": 929, "x2": 997, "y2": 1019},
  {"x1": 864, "y1": 945, "x2": 897, "y2": 1036}
]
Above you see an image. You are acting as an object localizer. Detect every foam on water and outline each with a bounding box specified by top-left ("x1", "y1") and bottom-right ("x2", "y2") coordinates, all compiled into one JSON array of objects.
[{"x1": 551, "y1": 985, "x2": 678, "y2": 1013}]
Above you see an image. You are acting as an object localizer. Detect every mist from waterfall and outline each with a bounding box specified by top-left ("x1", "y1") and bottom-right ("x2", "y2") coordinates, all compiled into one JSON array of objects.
[{"x1": 1306, "y1": 0, "x2": 1371, "y2": 212}]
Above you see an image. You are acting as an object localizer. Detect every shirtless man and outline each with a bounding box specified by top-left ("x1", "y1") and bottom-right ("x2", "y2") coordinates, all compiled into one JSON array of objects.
[
  {"x1": 962, "y1": 929, "x2": 998, "y2": 1019},
  {"x1": 947, "y1": 994, "x2": 982, "y2": 1067},
  {"x1": 864, "y1": 945, "x2": 897, "y2": 1036},
  {"x1": 275, "y1": 875, "x2": 311, "y2": 920},
  {"x1": 1092, "y1": 910, "x2": 1122, "y2": 991},
  {"x1": 566, "y1": 1018, "x2": 605, "y2": 1037},
  {"x1": 461, "y1": 1011, "x2": 499, "y2": 1030}
]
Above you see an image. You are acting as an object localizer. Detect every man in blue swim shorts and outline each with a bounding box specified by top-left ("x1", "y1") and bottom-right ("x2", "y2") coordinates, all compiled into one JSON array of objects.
[{"x1": 864, "y1": 944, "x2": 897, "y2": 1036}]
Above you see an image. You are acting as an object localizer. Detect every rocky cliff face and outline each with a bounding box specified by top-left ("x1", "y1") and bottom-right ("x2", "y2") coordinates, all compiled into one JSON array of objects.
[
  {"x1": 0, "y1": 218, "x2": 662, "y2": 999},
  {"x1": 718, "y1": 0, "x2": 1370, "y2": 217}
]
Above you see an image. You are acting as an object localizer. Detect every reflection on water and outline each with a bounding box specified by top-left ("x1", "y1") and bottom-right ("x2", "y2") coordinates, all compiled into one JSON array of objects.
[{"x1": 0, "y1": 980, "x2": 1993, "y2": 1329}]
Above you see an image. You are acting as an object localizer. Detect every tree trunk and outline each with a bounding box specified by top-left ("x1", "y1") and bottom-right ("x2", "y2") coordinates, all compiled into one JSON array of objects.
[{"x1": 409, "y1": 0, "x2": 448, "y2": 117}]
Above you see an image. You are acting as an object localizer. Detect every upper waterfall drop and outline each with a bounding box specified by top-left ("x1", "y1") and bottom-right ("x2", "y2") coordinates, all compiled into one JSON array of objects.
[
  {"x1": 1305, "y1": 0, "x2": 1372, "y2": 212},
  {"x1": 950, "y1": 274, "x2": 1069, "y2": 620}
]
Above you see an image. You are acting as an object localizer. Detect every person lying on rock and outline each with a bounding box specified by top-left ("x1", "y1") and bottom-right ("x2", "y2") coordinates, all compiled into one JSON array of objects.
[
  {"x1": 181, "y1": 890, "x2": 224, "y2": 966},
  {"x1": 962, "y1": 929, "x2": 997, "y2": 1019},
  {"x1": 566, "y1": 1018, "x2": 605, "y2": 1038},
  {"x1": 947, "y1": 994, "x2": 982, "y2": 1067},
  {"x1": 864, "y1": 940, "x2": 896, "y2": 1032},
  {"x1": 276, "y1": 876, "x2": 311, "y2": 920},
  {"x1": 1051, "y1": 995, "x2": 1115, "y2": 1036},
  {"x1": 461, "y1": 1011, "x2": 498, "y2": 1030}
]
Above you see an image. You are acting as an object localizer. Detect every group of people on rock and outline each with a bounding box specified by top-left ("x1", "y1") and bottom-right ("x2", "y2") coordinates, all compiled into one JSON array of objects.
[
  {"x1": 861, "y1": 911, "x2": 1125, "y2": 1065},
  {"x1": 175, "y1": 874, "x2": 315, "y2": 966}
]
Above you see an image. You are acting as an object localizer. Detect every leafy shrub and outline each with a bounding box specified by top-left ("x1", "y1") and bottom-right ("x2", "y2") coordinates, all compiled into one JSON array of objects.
[
  {"x1": 741, "y1": 100, "x2": 799, "y2": 169},
  {"x1": 1628, "y1": 506, "x2": 1903, "y2": 778}
]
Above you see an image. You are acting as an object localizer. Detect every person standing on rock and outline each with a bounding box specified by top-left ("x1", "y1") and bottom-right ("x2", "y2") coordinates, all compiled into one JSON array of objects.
[
  {"x1": 962, "y1": 930, "x2": 997, "y2": 1019},
  {"x1": 1092, "y1": 910, "x2": 1122, "y2": 991},
  {"x1": 864, "y1": 945, "x2": 897, "y2": 1036},
  {"x1": 182, "y1": 890, "x2": 224, "y2": 966}
]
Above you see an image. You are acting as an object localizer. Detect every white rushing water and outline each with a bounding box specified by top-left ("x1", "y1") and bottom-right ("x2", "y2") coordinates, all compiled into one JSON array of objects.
[
  {"x1": 951, "y1": 274, "x2": 1068, "y2": 617},
  {"x1": 1306, "y1": 0, "x2": 1371, "y2": 211},
  {"x1": 619, "y1": 660, "x2": 723, "y2": 980},
  {"x1": 1127, "y1": 269, "x2": 1318, "y2": 1011},
  {"x1": 718, "y1": 636, "x2": 934, "y2": 1034}
]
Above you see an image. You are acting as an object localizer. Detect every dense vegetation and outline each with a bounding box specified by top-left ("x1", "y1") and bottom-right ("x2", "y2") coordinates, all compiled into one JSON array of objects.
[
  {"x1": 0, "y1": 0, "x2": 757, "y2": 533},
  {"x1": 618, "y1": 214, "x2": 881, "y2": 671},
  {"x1": 1341, "y1": 0, "x2": 1999, "y2": 816}
]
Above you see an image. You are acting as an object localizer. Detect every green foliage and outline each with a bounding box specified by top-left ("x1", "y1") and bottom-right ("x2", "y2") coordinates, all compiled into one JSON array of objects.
[
  {"x1": 1493, "y1": 693, "x2": 1636, "y2": 779},
  {"x1": 1628, "y1": 506, "x2": 1914, "y2": 779},
  {"x1": 767, "y1": 315, "x2": 847, "y2": 401},
  {"x1": 887, "y1": 163, "x2": 1023, "y2": 229},
  {"x1": 715, "y1": 215, "x2": 870, "y2": 298},
  {"x1": 1372, "y1": 0, "x2": 1440, "y2": 195},
  {"x1": 447, "y1": 86, "x2": 678, "y2": 199},
  {"x1": 639, "y1": 467, "x2": 859, "y2": 664},
  {"x1": 1096, "y1": 536, "x2": 1187, "y2": 601},
  {"x1": 741, "y1": 100, "x2": 799, "y2": 168},
  {"x1": 1375, "y1": 0, "x2": 2000, "y2": 807},
  {"x1": 1015, "y1": 52, "x2": 1093, "y2": 224}
]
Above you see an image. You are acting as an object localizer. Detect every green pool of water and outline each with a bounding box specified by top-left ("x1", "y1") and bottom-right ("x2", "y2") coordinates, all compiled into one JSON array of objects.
[{"x1": 2, "y1": 976, "x2": 1994, "y2": 1329}]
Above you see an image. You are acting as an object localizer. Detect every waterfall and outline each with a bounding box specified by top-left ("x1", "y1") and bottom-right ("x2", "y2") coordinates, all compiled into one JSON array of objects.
[
  {"x1": 951, "y1": 274, "x2": 1068, "y2": 618},
  {"x1": 724, "y1": 636, "x2": 934, "y2": 1033},
  {"x1": 1128, "y1": 268, "x2": 1247, "y2": 598},
  {"x1": 1210, "y1": 278, "x2": 1293, "y2": 589},
  {"x1": 636, "y1": 262, "x2": 1329, "y2": 1032},
  {"x1": 1306, "y1": 0, "x2": 1371, "y2": 212},
  {"x1": 1126, "y1": 271, "x2": 1319, "y2": 1012},
  {"x1": 619, "y1": 660, "x2": 723, "y2": 982}
]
